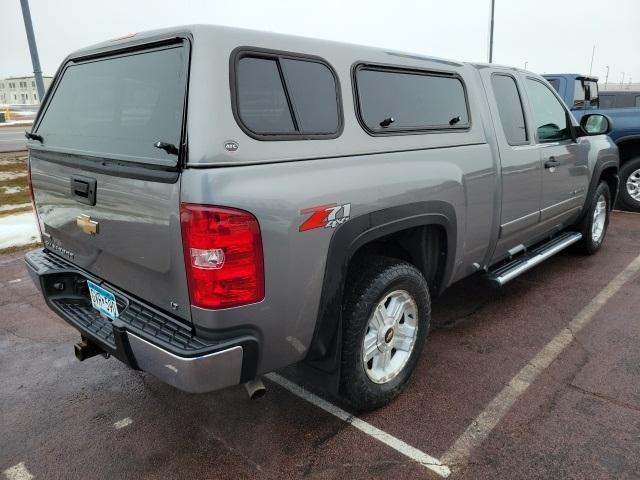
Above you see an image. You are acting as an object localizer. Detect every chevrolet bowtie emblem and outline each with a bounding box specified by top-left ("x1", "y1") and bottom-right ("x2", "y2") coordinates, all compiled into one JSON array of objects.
[{"x1": 77, "y1": 214, "x2": 99, "y2": 235}]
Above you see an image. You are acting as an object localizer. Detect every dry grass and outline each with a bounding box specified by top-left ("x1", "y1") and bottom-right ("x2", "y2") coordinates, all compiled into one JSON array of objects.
[
  {"x1": 0, "y1": 240, "x2": 41, "y2": 255},
  {"x1": 0, "y1": 153, "x2": 30, "y2": 218}
]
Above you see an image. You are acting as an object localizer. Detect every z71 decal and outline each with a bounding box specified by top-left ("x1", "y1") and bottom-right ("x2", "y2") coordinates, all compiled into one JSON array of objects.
[{"x1": 299, "y1": 203, "x2": 351, "y2": 232}]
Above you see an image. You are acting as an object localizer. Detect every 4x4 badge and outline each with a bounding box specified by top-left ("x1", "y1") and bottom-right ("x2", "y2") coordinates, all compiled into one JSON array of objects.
[{"x1": 299, "y1": 203, "x2": 351, "y2": 232}]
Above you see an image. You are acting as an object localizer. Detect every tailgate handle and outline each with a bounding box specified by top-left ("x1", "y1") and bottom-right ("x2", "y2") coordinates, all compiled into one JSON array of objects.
[
  {"x1": 70, "y1": 175, "x2": 97, "y2": 206},
  {"x1": 74, "y1": 182, "x2": 89, "y2": 196}
]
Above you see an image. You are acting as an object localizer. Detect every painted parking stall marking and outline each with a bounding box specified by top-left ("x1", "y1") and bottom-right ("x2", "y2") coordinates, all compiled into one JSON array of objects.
[
  {"x1": 441, "y1": 252, "x2": 640, "y2": 468},
  {"x1": 3, "y1": 463, "x2": 34, "y2": 480},
  {"x1": 265, "y1": 373, "x2": 451, "y2": 478},
  {"x1": 113, "y1": 417, "x2": 133, "y2": 429}
]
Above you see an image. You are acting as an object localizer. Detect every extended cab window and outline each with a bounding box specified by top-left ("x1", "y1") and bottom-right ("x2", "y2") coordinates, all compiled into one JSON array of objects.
[
  {"x1": 355, "y1": 66, "x2": 469, "y2": 134},
  {"x1": 235, "y1": 53, "x2": 341, "y2": 139},
  {"x1": 491, "y1": 74, "x2": 528, "y2": 145},
  {"x1": 526, "y1": 79, "x2": 571, "y2": 143},
  {"x1": 36, "y1": 45, "x2": 187, "y2": 163}
]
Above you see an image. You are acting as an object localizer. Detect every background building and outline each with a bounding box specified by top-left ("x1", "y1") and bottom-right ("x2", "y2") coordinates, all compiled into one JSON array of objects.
[
  {"x1": 0, "y1": 76, "x2": 53, "y2": 105},
  {"x1": 600, "y1": 82, "x2": 640, "y2": 92}
]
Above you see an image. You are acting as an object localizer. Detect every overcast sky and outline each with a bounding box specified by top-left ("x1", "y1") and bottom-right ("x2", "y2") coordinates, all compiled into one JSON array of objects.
[{"x1": 1, "y1": 0, "x2": 638, "y2": 84}]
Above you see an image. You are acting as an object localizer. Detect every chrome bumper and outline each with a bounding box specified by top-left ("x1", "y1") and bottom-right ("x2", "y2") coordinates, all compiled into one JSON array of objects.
[{"x1": 128, "y1": 334, "x2": 243, "y2": 393}]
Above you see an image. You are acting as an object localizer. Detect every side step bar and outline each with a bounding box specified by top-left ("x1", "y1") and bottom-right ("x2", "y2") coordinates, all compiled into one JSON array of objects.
[{"x1": 486, "y1": 232, "x2": 582, "y2": 287}]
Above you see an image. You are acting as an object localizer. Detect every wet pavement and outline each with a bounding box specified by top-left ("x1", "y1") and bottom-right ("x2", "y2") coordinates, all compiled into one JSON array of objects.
[{"x1": 1, "y1": 211, "x2": 640, "y2": 479}]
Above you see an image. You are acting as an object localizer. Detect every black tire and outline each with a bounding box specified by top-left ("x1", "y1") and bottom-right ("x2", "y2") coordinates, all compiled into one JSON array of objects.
[
  {"x1": 340, "y1": 257, "x2": 430, "y2": 411},
  {"x1": 575, "y1": 181, "x2": 611, "y2": 255},
  {"x1": 617, "y1": 157, "x2": 640, "y2": 212}
]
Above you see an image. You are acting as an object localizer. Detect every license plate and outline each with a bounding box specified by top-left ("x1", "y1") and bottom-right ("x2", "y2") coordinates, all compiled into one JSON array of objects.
[{"x1": 87, "y1": 280, "x2": 119, "y2": 320}]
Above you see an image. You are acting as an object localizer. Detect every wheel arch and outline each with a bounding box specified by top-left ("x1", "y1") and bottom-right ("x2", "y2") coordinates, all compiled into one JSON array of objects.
[
  {"x1": 582, "y1": 156, "x2": 619, "y2": 217},
  {"x1": 615, "y1": 136, "x2": 640, "y2": 164},
  {"x1": 302, "y1": 201, "x2": 456, "y2": 386}
]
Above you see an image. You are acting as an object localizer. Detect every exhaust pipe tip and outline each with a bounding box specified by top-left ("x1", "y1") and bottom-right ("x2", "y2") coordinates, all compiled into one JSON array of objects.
[{"x1": 244, "y1": 378, "x2": 266, "y2": 400}]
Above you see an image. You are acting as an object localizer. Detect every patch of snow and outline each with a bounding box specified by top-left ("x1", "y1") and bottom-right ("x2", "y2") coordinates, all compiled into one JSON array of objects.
[
  {"x1": 2, "y1": 186, "x2": 24, "y2": 194},
  {"x1": 0, "y1": 202, "x2": 31, "y2": 212},
  {"x1": 0, "y1": 171, "x2": 27, "y2": 181},
  {"x1": 0, "y1": 212, "x2": 40, "y2": 249},
  {"x1": 0, "y1": 120, "x2": 33, "y2": 127}
]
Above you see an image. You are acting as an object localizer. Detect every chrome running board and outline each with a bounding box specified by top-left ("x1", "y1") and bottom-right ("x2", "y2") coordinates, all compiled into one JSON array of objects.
[{"x1": 486, "y1": 232, "x2": 582, "y2": 287}]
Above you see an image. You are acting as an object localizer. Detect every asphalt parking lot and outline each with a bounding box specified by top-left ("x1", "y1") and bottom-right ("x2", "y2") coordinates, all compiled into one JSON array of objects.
[
  {"x1": 2, "y1": 211, "x2": 640, "y2": 480},
  {"x1": 0, "y1": 126, "x2": 28, "y2": 153}
]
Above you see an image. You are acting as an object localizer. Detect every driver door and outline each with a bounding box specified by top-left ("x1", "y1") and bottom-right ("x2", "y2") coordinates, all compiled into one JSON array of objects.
[{"x1": 525, "y1": 78, "x2": 590, "y2": 226}]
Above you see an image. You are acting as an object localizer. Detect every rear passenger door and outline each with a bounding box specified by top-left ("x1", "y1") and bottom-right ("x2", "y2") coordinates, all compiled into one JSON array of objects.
[
  {"x1": 525, "y1": 78, "x2": 589, "y2": 226},
  {"x1": 481, "y1": 70, "x2": 541, "y2": 256}
]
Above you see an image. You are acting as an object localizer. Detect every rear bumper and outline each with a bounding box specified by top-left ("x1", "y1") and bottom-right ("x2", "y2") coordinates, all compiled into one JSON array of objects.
[{"x1": 25, "y1": 249, "x2": 259, "y2": 393}]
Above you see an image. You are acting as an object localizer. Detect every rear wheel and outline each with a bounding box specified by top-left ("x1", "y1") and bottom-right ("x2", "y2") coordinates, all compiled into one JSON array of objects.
[
  {"x1": 617, "y1": 157, "x2": 640, "y2": 212},
  {"x1": 340, "y1": 257, "x2": 430, "y2": 411},
  {"x1": 575, "y1": 181, "x2": 611, "y2": 254}
]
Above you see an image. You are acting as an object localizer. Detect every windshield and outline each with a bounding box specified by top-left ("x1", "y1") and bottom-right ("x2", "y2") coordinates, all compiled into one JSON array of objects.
[{"x1": 36, "y1": 44, "x2": 187, "y2": 163}]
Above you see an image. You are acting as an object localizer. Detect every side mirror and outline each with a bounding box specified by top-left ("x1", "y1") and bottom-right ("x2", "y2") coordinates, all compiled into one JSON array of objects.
[{"x1": 580, "y1": 114, "x2": 612, "y2": 136}]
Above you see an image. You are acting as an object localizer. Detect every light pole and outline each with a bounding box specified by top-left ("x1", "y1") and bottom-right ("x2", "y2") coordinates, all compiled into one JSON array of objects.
[
  {"x1": 524, "y1": 61, "x2": 528, "y2": 70},
  {"x1": 19, "y1": 0, "x2": 45, "y2": 101},
  {"x1": 589, "y1": 45, "x2": 595, "y2": 76},
  {"x1": 604, "y1": 65, "x2": 609, "y2": 89},
  {"x1": 488, "y1": 0, "x2": 495, "y2": 63}
]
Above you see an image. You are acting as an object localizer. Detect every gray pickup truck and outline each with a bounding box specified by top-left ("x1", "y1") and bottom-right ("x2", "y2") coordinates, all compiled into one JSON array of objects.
[{"x1": 25, "y1": 25, "x2": 619, "y2": 410}]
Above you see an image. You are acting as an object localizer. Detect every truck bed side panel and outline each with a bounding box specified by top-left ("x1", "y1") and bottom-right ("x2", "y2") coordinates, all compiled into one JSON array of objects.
[{"x1": 181, "y1": 143, "x2": 495, "y2": 373}]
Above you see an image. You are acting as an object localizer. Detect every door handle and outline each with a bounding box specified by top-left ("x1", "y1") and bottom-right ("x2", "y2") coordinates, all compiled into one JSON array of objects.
[{"x1": 544, "y1": 157, "x2": 560, "y2": 169}]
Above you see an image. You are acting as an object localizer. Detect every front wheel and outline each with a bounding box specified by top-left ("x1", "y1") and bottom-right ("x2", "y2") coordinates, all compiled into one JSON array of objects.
[
  {"x1": 340, "y1": 257, "x2": 430, "y2": 411},
  {"x1": 617, "y1": 157, "x2": 640, "y2": 212},
  {"x1": 575, "y1": 181, "x2": 611, "y2": 254}
]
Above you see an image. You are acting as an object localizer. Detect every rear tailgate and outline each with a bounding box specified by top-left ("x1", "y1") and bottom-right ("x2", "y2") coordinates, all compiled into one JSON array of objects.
[{"x1": 28, "y1": 37, "x2": 191, "y2": 321}]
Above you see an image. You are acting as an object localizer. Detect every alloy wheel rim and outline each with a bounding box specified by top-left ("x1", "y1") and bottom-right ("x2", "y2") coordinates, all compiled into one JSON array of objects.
[
  {"x1": 591, "y1": 194, "x2": 607, "y2": 243},
  {"x1": 627, "y1": 168, "x2": 640, "y2": 201},
  {"x1": 362, "y1": 290, "x2": 418, "y2": 384}
]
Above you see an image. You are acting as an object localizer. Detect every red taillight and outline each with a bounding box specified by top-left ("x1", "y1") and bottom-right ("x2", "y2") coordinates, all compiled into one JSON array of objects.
[{"x1": 180, "y1": 203, "x2": 264, "y2": 309}]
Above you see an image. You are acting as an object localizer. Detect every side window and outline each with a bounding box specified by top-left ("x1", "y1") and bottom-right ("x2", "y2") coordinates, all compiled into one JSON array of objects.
[
  {"x1": 573, "y1": 79, "x2": 586, "y2": 108},
  {"x1": 491, "y1": 74, "x2": 528, "y2": 145},
  {"x1": 526, "y1": 78, "x2": 571, "y2": 143},
  {"x1": 600, "y1": 94, "x2": 615, "y2": 109},
  {"x1": 280, "y1": 59, "x2": 340, "y2": 133},
  {"x1": 234, "y1": 52, "x2": 341, "y2": 139},
  {"x1": 237, "y1": 58, "x2": 295, "y2": 134},
  {"x1": 355, "y1": 67, "x2": 469, "y2": 134},
  {"x1": 636, "y1": 96, "x2": 640, "y2": 108},
  {"x1": 585, "y1": 80, "x2": 598, "y2": 107},
  {"x1": 547, "y1": 78, "x2": 561, "y2": 93},
  {"x1": 618, "y1": 94, "x2": 635, "y2": 108}
]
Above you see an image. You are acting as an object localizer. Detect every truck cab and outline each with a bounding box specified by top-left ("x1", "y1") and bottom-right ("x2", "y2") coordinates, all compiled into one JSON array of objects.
[{"x1": 544, "y1": 73, "x2": 640, "y2": 211}]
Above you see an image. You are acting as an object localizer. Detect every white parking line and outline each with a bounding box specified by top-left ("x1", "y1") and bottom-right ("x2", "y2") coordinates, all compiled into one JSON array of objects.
[
  {"x1": 3, "y1": 463, "x2": 34, "y2": 480},
  {"x1": 441, "y1": 253, "x2": 640, "y2": 468},
  {"x1": 265, "y1": 373, "x2": 451, "y2": 478},
  {"x1": 113, "y1": 417, "x2": 133, "y2": 429}
]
